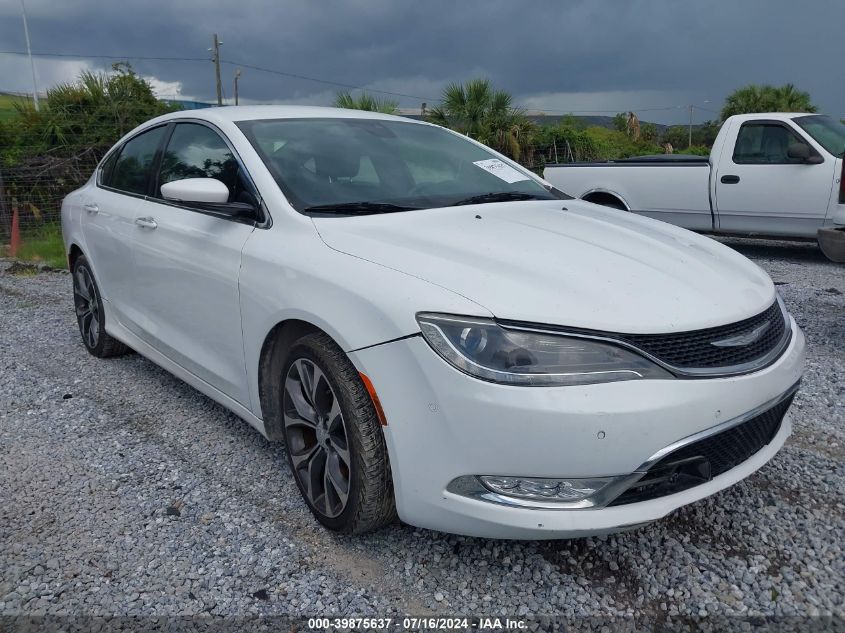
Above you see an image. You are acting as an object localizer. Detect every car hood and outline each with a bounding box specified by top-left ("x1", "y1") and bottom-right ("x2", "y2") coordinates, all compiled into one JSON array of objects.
[{"x1": 312, "y1": 200, "x2": 775, "y2": 333}]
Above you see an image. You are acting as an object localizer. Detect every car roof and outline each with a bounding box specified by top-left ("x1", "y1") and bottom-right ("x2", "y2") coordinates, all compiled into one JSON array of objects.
[
  {"x1": 729, "y1": 112, "x2": 822, "y2": 123},
  {"x1": 152, "y1": 105, "x2": 415, "y2": 125}
]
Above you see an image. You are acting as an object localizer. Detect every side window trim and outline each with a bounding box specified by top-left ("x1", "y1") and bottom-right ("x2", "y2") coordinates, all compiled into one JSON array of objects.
[
  {"x1": 97, "y1": 149, "x2": 119, "y2": 187},
  {"x1": 150, "y1": 122, "x2": 177, "y2": 198},
  {"x1": 151, "y1": 119, "x2": 267, "y2": 225},
  {"x1": 732, "y1": 120, "x2": 814, "y2": 165},
  {"x1": 146, "y1": 122, "x2": 175, "y2": 197}
]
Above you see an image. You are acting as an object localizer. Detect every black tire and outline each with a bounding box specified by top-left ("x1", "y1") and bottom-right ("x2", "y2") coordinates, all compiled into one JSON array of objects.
[
  {"x1": 281, "y1": 332, "x2": 396, "y2": 533},
  {"x1": 71, "y1": 255, "x2": 130, "y2": 358}
]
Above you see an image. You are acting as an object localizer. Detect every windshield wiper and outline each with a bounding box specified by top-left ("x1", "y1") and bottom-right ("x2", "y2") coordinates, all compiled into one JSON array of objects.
[
  {"x1": 448, "y1": 191, "x2": 551, "y2": 206},
  {"x1": 303, "y1": 201, "x2": 420, "y2": 215}
]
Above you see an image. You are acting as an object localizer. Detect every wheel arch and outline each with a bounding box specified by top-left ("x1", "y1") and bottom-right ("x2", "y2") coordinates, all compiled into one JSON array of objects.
[
  {"x1": 257, "y1": 318, "x2": 328, "y2": 441},
  {"x1": 581, "y1": 189, "x2": 630, "y2": 211},
  {"x1": 68, "y1": 243, "x2": 84, "y2": 270}
]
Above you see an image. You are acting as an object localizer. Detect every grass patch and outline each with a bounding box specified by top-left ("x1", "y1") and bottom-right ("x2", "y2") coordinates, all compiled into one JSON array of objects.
[
  {"x1": 14, "y1": 223, "x2": 67, "y2": 269},
  {"x1": 0, "y1": 93, "x2": 25, "y2": 122}
]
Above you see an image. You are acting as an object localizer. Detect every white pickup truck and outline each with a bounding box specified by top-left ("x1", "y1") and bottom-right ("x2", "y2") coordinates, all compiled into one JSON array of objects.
[{"x1": 543, "y1": 113, "x2": 845, "y2": 261}]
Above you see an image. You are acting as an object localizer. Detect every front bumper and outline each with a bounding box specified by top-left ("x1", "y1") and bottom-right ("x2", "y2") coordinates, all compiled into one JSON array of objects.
[{"x1": 350, "y1": 318, "x2": 805, "y2": 539}]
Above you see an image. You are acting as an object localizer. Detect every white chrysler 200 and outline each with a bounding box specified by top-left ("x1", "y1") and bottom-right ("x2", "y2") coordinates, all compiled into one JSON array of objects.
[{"x1": 62, "y1": 106, "x2": 805, "y2": 539}]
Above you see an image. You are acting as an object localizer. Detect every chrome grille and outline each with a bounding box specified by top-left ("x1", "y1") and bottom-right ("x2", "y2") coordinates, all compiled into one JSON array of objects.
[{"x1": 618, "y1": 300, "x2": 787, "y2": 370}]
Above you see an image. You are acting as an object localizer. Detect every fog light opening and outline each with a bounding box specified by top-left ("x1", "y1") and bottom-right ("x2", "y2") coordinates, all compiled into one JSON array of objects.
[{"x1": 479, "y1": 475, "x2": 615, "y2": 503}]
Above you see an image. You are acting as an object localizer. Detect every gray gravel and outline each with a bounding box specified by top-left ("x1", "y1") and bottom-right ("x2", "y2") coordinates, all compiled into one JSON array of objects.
[{"x1": 1, "y1": 237, "x2": 843, "y2": 625}]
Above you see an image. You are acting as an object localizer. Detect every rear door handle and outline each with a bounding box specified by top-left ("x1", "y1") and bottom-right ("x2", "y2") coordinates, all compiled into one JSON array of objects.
[
  {"x1": 720, "y1": 175, "x2": 740, "y2": 184},
  {"x1": 83, "y1": 203, "x2": 99, "y2": 215},
  {"x1": 134, "y1": 216, "x2": 158, "y2": 229}
]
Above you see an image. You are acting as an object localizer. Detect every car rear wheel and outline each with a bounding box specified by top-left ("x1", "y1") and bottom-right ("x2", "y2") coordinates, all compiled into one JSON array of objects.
[
  {"x1": 72, "y1": 255, "x2": 130, "y2": 358},
  {"x1": 281, "y1": 332, "x2": 396, "y2": 533}
]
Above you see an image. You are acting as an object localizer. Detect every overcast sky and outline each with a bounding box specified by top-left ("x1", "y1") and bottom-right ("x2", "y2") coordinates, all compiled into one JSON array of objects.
[{"x1": 1, "y1": 0, "x2": 842, "y2": 125}]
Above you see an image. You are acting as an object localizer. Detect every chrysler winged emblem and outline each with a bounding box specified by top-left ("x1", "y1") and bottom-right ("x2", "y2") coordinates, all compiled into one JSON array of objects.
[{"x1": 710, "y1": 320, "x2": 770, "y2": 348}]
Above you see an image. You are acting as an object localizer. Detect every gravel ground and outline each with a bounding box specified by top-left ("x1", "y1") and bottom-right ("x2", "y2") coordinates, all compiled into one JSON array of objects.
[{"x1": 1, "y1": 237, "x2": 843, "y2": 628}]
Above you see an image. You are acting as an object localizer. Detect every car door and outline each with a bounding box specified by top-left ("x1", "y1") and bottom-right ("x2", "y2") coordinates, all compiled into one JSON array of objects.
[
  {"x1": 128, "y1": 121, "x2": 259, "y2": 406},
  {"x1": 714, "y1": 120, "x2": 836, "y2": 237},
  {"x1": 82, "y1": 125, "x2": 168, "y2": 323}
]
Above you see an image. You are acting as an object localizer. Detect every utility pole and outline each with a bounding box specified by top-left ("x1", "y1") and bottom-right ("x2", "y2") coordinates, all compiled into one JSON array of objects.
[
  {"x1": 233, "y1": 69, "x2": 241, "y2": 105},
  {"x1": 688, "y1": 104, "x2": 694, "y2": 149},
  {"x1": 19, "y1": 0, "x2": 39, "y2": 111},
  {"x1": 210, "y1": 33, "x2": 223, "y2": 106}
]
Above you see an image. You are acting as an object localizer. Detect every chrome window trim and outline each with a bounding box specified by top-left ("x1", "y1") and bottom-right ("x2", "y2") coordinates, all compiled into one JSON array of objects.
[
  {"x1": 497, "y1": 298, "x2": 792, "y2": 379},
  {"x1": 152, "y1": 118, "x2": 271, "y2": 229},
  {"x1": 446, "y1": 379, "x2": 800, "y2": 511},
  {"x1": 94, "y1": 118, "x2": 272, "y2": 230}
]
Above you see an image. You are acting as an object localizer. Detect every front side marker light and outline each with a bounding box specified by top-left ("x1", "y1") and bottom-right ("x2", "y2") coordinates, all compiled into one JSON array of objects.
[{"x1": 359, "y1": 372, "x2": 387, "y2": 426}]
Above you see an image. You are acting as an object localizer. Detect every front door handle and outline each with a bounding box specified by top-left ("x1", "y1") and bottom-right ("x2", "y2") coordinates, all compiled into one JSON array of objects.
[
  {"x1": 83, "y1": 203, "x2": 99, "y2": 215},
  {"x1": 134, "y1": 216, "x2": 158, "y2": 229},
  {"x1": 720, "y1": 175, "x2": 740, "y2": 184}
]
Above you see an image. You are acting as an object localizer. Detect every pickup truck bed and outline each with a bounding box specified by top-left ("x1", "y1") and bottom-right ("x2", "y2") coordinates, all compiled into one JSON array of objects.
[{"x1": 543, "y1": 113, "x2": 845, "y2": 261}]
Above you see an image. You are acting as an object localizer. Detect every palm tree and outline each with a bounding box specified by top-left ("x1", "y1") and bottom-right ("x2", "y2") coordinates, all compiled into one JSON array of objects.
[
  {"x1": 721, "y1": 83, "x2": 816, "y2": 120},
  {"x1": 771, "y1": 83, "x2": 816, "y2": 113},
  {"x1": 333, "y1": 91, "x2": 398, "y2": 114},
  {"x1": 427, "y1": 79, "x2": 532, "y2": 160}
]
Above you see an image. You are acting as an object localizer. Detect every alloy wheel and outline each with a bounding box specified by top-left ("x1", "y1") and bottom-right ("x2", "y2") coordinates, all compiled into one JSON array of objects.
[
  {"x1": 73, "y1": 266, "x2": 100, "y2": 349},
  {"x1": 283, "y1": 358, "x2": 351, "y2": 518}
]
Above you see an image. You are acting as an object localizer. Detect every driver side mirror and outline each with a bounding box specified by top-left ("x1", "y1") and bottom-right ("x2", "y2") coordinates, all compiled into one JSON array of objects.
[
  {"x1": 787, "y1": 143, "x2": 823, "y2": 164},
  {"x1": 160, "y1": 177, "x2": 258, "y2": 220}
]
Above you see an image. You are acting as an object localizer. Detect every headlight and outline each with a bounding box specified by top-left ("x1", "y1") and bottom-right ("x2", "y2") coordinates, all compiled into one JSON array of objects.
[{"x1": 416, "y1": 313, "x2": 672, "y2": 386}]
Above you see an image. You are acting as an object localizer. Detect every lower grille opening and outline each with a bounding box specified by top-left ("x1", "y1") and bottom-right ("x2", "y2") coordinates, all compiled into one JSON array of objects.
[{"x1": 609, "y1": 394, "x2": 794, "y2": 507}]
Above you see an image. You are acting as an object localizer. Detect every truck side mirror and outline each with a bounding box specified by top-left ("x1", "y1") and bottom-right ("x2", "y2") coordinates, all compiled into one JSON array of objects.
[{"x1": 787, "y1": 143, "x2": 809, "y2": 160}]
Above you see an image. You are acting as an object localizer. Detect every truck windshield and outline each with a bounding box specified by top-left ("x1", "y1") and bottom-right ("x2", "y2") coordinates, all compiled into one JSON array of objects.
[
  {"x1": 794, "y1": 115, "x2": 845, "y2": 158},
  {"x1": 236, "y1": 118, "x2": 567, "y2": 214}
]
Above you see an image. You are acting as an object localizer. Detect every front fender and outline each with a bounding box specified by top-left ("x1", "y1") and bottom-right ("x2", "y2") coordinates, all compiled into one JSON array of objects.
[{"x1": 239, "y1": 224, "x2": 488, "y2": 418}]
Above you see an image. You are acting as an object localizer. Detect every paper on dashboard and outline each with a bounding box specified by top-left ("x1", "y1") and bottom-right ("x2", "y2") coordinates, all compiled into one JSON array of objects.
[{"x1": 472, "y1": 159, "x2": 530, "y2": 184}]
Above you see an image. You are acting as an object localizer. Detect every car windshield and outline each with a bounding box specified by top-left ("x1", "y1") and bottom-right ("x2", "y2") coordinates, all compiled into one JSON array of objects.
[
  {"x1": 794, "y1": 115, "x2": 845, "y2": 158},
  {"x1": 236, "y1": 117, "x2": 567, "y2": 213}
]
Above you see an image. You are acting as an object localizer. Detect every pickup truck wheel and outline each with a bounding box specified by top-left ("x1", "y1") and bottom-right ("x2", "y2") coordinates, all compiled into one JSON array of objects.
[
  {"x1": 281, "y1": 332, "x2": 397, "y2": 534},
  {"x1": 818, "y1": 228, "x2": 845, "y2": 263},
  {"x1": 72, "y1": 255, "x2": 131, "y2": 358}
]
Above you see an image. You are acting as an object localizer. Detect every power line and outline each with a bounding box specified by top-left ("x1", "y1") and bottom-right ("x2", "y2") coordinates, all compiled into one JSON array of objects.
[
  {"x1": 218, "y1": 59, "x2": 439, "y2": 102},
  {"x1": 0, "y1": 50, "x2": 209, "y2": 62},
  {"x1": 0, "y1": 50, "x2": 437, "y2": 101},
  {"x1": 0, "y1": 49, "x2": 714, "y2": 116}
]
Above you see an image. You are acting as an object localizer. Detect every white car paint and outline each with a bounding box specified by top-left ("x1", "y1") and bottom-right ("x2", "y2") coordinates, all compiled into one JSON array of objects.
[
  {"x1": 313, "y1": 200, "x2": 775, "y2": 333},
  {"x1": 62, "y1": 106, "x2": 805, "y2": 539},
  {"x1": 544, "y1": 113, "x2": 845, "y2": 243}
]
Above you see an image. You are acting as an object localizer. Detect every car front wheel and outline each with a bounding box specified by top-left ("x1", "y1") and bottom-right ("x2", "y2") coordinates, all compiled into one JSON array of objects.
[{"x1": 281, "y1": 332, "x2": 396, "y2": 533}]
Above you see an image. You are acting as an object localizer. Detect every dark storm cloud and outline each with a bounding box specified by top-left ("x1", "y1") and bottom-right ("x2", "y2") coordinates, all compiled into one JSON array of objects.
[{"x1": 1, "y1": 0, "x2": 842, "y2": 123}]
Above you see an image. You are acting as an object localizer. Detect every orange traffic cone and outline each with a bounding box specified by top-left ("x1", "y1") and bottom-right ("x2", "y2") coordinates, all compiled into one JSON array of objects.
[{"x1": 9, "y1": 204, "x2": 20, "y2": 258}]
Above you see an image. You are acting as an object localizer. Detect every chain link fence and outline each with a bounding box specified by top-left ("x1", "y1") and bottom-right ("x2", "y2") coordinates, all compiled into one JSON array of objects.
[
  {"x1": 1, "y1": 148, "x2": 102, "y2": 241},
  {"x1": 0, "y1": 116, "x2": 612, "y2": 245},
  {"x1": 0, "y1": 135, "x2": 573, "y2": 245}
]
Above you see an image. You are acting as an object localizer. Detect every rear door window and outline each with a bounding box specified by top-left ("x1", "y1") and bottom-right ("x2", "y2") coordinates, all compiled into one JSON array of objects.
[{"x1": 109, "y1": 126, "x2": 168, "y2": 194}]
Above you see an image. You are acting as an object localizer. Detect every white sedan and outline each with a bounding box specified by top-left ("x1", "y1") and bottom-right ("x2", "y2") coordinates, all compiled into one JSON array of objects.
[{"x1": 61, "y1": 106, "x2": 805, "y2": 539}]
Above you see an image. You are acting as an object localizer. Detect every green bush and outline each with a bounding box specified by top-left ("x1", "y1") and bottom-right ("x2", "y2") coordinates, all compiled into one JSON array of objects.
[{"x1": 1, "y1": 64, "x2": 180, "y2": 237}]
